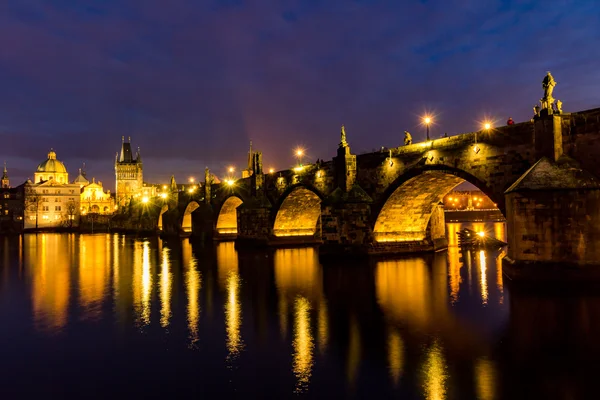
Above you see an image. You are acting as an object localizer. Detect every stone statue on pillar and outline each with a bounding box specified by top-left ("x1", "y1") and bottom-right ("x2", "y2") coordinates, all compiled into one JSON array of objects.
[
  {"x1": 539, "y1": 71, "x2": 557, "y2": 116},
  {"x1": 340, "y1": 125, "x2": 348, "y2": 147}
]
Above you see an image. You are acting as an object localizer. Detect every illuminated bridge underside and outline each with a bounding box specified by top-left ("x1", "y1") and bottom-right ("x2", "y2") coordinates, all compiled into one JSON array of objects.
[
  {"x1": 216, "y1": 197, "x2": 243, "y2": 234},
  {"x1": 274, "y1": 188, "x2": 321, "y2": 237},
  {"x1": 374, "y1": 172, "x2": 463, "y2": 242},
  {"x1": 182, "y1": 201, "x2": 200, "y2": 233},
  {"x1": 157, "y1": 205, "x2": 168, "y2": 230}
]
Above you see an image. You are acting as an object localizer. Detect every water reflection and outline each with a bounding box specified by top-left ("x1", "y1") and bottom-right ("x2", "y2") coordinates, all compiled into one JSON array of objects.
[
  {"x1": 7, "y1": 227, "x2": 600, "y2": 398},
  {"x1": 182, "y1": 240, "x2": 201, "y2": 346},
  {"x1": 475, "y1": 358, "x2": 496, "y2": 400},
  {"x1": 387, "y1": 329, "x2": 405, "y2": 386},
  {"x1": 133, "y1": 240, "x2": 152, "y2": 327},
  {"x1": 346, "y1": 315, "x2": 362, "y2": 385},
  {"x1": 26, "y1": 234, "x2": 72, "y2": 333},
  {"x1": 376, "y1": 258, "x2": 437, "y2": 329},
  {"x1": 479, "y1": 250, "x2": 488, "y2": 306},
  {"x1": 274, "y1": 248, "x2": 326, "y2": 339},
  {"x1": 217, "y1": 242, "x2": 244, "y2": 361},
  {"x1": 78, "y1": 235, "x2": 109, "y2": 320},
  {"x1": 422, "y1": 340, "x2": 448, "y2": 400},
  {"x1": 292, "y1": 296, "x2": 314, "y2": 393},
  {"x1": 159, "y1": 247, "x2": 172, "y2": 328}
]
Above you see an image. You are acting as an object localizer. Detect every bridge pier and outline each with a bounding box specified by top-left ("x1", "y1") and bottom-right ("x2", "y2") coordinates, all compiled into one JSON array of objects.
[{"x1": 503, "y1": 156, "x2": 600, "y2": 282}]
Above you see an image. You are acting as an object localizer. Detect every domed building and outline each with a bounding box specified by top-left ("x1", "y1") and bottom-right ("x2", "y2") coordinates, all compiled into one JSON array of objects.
[
  {"x1": 34, "y1": 150, "x2": 69, "y2": 184},
  {"x1": 24, "y1": 150, "x2": 81, "y2": 229}
]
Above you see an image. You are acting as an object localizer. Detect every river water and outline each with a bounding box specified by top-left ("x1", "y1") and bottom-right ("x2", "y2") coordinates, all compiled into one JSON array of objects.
[{"x1": 0, "y1": 223, "x2": 598, "y2": 399}]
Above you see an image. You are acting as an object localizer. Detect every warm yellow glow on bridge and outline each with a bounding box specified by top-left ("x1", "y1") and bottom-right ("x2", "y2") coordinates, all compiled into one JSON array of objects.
[{"x1": 216, "y1": 197, "x2": 243, "y2": 235}]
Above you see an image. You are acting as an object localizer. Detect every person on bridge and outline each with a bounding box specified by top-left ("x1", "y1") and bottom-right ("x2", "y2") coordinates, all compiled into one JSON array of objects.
[
  {"x1": 404, "y1": 131, "x2": 412, "y2": 145},
  {"x1": 507, "y1": 117, "x2": 515, "y2": 125}
]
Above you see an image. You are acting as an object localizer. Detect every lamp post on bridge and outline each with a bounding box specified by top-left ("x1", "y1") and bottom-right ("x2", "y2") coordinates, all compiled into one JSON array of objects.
[{"x1": 423, "y1": 116, "x2": 432, "y2": 141}]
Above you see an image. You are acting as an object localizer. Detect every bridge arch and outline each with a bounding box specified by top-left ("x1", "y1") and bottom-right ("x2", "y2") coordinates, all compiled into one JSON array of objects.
[
  {"x1": 182, "y1": 201, "x2": 200, "y2": 233},
  {"x1": 273, "y1": 185, "x2": 325, "y2": 237},
  {"x1": 215, "y1": 196, "x2": 244, "y2": 234},
  {"x1": 157, "y1": 204, "x2": 168, "y2": 230},
  {"x1": 373, "y1": 166, "x2": 503, "y2": 243}
]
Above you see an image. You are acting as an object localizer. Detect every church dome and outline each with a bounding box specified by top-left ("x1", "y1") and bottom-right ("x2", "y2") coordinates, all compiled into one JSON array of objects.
[{"x1": 36, "y1": 150, "x2": 67, "y2": 173}]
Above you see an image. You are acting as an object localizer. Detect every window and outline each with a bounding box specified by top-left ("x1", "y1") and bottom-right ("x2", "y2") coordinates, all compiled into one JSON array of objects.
[
  {"x1": 42, "y1": 198, "x2": 47, "y2": 202},
  {"x1": 29, "y1": 216, "x2": 36, "y2": 220},
  {"x1": 55, "y1": 198, "x2": 59, "y2": 202},
  {"x1": 54, "y1": 215, "x2": 60, "y2": 220},
  {"x1": 55, "y1": 206, "x2": 61, "y2": 211},
  {"x1": 42, "y1": 189, "x2": 48, "y2": 194},
  {"x1": 3, "y1": 210, "x2": 7, "y2": 215},
  {"x1": 3, "y1": 194, "x2": 8, "y2": 199},
  {"x1": 68, "y1": 215, "x2": 75, "y2": 220},
  {"x1": 55, "y1": 190, "x2": 61, "y2": 194},
  {"x1": 42, "y1": 215, "x2": 49, "y2": 220},
  {"x1": 69, "y1": 190, "x2": 74, "y2": 194},
  {"x1": 43, "y1": 206, "x2": 49, "y2": 211}
]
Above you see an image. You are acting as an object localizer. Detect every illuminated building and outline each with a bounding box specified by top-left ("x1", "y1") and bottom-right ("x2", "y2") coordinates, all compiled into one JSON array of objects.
[
  {"x1": 114, "y1": 137, "x2": 143, "y2": 206},
  {"x1": 80, "y1": 177, "x2": 115, "y2": 214},
  {"x1": 24, "y1": 150, "x2": 81, "y2": 229}
]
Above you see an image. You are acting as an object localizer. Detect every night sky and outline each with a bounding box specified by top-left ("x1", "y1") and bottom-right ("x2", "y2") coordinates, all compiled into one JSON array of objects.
[{"x1": 1, "y1": 0, "x2": 599, "y2": 189}]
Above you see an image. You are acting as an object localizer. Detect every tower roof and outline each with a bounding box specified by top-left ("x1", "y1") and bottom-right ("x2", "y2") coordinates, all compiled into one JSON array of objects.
[
  {"x1": 118, "y1": 137, "x2": 141, "y2": 163},
  {"x1": 2, "y1": 161, "x2": 7, "y2": 180}
]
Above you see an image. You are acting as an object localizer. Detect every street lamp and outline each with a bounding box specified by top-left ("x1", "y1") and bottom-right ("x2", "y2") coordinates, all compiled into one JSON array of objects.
[
  {"x1": 484, "y1": 122, "x2": 491, "y2": 131},
  {"x1": 295, "y1": 148, "x2": 305, "y2": 165},
  {"x1": 228, "y1": 166, "x2": 235, "y2": 174},
  {"x1": 423, "y1": 116, "x2": 432, "y2": 141},
  {"x1": 269, "y1": 168, "x2": 275, "y2": 174},
  {"x1": 189, "y1": 177, "x2": 195, "y2": 184}
]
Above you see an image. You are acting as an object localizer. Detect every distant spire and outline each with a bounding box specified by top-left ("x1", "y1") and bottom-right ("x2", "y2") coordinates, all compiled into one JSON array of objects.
[
  {"x1": 1, "y1": 161, "x2": 9, "y2": 188},
  {"x1": 128, "y1": 136, "x2": 131, "y2": 142},
  {"x1": 122, "y1": 136, "x2": 124, "y2": 143}
]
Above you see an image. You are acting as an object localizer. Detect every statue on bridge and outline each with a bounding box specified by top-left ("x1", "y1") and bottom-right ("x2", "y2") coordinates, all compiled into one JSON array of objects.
[
  {"x1": 539, "y1": 71, "x2": 557, "y2": 115},
  {"x1": 542, "y1": 71, "x2": 556, "y2": 100},
  {"x1": 340, "y1": 125, "x2": 348, "y2": 147},
  {"x1": 404, "y1": 131, "x2": 412, "y2": 145}
]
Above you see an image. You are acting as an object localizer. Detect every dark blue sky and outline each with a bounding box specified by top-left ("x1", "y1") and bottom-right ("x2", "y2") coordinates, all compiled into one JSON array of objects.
[{"x1": 1, "y1": 0, "x2": 599, "y2": 189}]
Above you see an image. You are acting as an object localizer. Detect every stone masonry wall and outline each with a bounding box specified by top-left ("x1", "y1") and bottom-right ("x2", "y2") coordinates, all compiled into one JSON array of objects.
[{"x1": 506, "y1": 190, "x2": 600, "y2": 265}]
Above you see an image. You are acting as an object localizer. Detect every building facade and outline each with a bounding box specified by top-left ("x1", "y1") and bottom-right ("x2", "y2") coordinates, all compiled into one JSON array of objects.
[
  {"x1": 0, "y1": 165, "x2": 25, "y2": 232},
  {"x1": 115, "y1": 137, "x2": 143, "y2": 206},
  {"x1": 80, "y1": 178, "x2": 115, "y2": 214},
  {"x1": 24, "y1": 151, "x2": 81, "y2": 229}
]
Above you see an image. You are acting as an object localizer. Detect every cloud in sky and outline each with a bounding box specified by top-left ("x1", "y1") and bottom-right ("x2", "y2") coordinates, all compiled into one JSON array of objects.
[{"x1": 1, "y1": 0, "x2": 599, "y2": 188}]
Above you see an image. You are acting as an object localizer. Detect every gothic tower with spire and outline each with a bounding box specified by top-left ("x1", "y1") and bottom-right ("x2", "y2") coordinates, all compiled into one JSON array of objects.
[
  {"x1": 114, "y1": 136, "x2": 143, "y2": 205},
  {"x1": 1, "y1": 162, "x2": 9, "y2": 188}
]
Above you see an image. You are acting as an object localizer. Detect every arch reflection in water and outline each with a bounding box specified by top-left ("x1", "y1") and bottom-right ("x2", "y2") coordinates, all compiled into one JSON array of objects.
[
  {"x1": 133, "y1": 240, "x2": 153, "y2": 327},
  {"x1": 159, "y1": 247, "x2": 172, "y2": 328},
  {"x1": 475, "y1": 358, "x2": 496, "y2": 400},
  {"x1": 347, "y1": 315, "x2": 362, "y2": 385},
  {"x1": 274, "y1": 248, "x2": 326, "y2": 345},
  {"x1": 422, "y1": 340, "x2": 449, "y2": 400},
  {"x1": 388, "y1": 329, "x2": 405, "y2": 386},
  {"x1": 182, "y1": 239, "x2": 201, "y2": 346},
  {"x1": 78, "y1": 234, "x2": 110, "y2": 320},
  {"x1": 216, "y1": 242, "x2": 244, "y2": 360},
  {"x1": 293, "y1": 296, "x2": 314, "y2": 393},
  {"x1": 26, "y1": 234, "x2": 72, "y2": 334},
  {"x1": 376, "y1": 258, "x2": 437, "y2": 329}
]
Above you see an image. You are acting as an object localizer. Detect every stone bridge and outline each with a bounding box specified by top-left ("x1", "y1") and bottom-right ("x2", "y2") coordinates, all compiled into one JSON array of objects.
[{"x1": 156, "y1": 107, "x2": 600, "y2": 276}]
